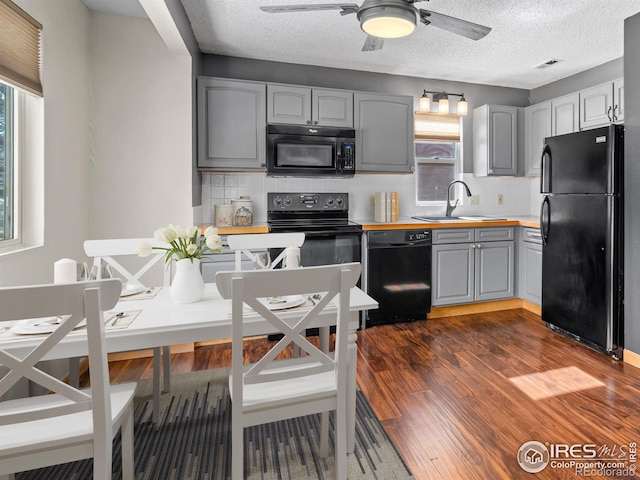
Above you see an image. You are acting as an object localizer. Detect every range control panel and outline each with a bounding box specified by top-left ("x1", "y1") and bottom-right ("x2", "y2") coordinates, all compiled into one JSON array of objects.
[{"x1": 268, "y1": 192, "x2": 349, "y2": 212}]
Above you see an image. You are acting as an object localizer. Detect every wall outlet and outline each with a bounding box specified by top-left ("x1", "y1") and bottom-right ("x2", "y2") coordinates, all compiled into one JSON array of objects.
[
  {"x1": 497, "y1": 194, "x2": 504, "y2": 206},
  {"x1": 470, "y1": 194, "x2": 480, "y2": 205}
]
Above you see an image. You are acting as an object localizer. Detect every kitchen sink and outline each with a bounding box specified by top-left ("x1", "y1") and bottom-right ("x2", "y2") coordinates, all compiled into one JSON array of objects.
[
  {"x1": 412, "y1": 216, "x2": 466, "y2": 222},
  {"x1": 412, "y1": 215, "x2": 507, "y2": 222},
  {"x1": 458, "y1": 216, "x2": 508, "y2": 221}
]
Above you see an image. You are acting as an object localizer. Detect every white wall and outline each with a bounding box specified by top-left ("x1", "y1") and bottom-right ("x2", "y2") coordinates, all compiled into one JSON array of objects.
[
  {"x1": 0, "y1": 0, "x2": 92, "y2": 287},
  {"x1": 89, "y1": 12, "x2": 192, "y2": 240},
  {"x1": 0, "y1": 3, "x2": 193, "y2": 287}
]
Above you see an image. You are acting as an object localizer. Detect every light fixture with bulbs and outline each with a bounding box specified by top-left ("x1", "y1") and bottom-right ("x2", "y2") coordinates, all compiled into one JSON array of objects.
[
  {"x1": 419, "y1": 90, "x2": 469, "y2": 115},
  {"x1": 358, "y1": 1, "x2": 417, "y2": 39}
]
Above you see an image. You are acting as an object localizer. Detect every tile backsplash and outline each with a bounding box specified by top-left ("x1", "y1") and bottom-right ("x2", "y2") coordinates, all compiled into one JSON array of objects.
[{"x1": 199, "y1": 172, "x2": 540, "y2": 225}]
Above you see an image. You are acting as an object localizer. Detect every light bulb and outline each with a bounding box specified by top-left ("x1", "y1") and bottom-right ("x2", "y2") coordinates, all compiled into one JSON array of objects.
[
  {"x1": 438, "y1": 98, "x2": 449, "y2": 114},
  {"x1": 419, "y1": 95, "x2": 430, "y2": 112},
  {"x1": 457, "y1": 99, "x2": 468, "y2": 116}
]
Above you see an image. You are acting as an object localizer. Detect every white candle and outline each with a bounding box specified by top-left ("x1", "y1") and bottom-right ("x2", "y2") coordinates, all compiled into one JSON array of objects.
[
  {"x1": 284, "y1": 247, "x2": 300, "y2": 269},
  {"x1": 54, "y1": 258, "x2": 77, "y2": 284}
]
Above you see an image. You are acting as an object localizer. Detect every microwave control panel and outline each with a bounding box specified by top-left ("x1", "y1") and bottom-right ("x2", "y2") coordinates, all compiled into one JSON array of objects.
[{"x1": 342, "y1": 143, "x2": 355, "y2": 171}]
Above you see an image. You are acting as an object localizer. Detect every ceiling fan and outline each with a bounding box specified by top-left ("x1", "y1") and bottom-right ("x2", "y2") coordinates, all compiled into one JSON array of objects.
[{"x1": 259, "y1": 0, "x2": 492, "y2": 51}]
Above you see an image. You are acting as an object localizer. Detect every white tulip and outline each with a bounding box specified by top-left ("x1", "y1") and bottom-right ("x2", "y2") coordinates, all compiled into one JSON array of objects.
[
  {"x1": 186, "y1": 225, "x2": 198, "y2": 238},
  {"x1": 206, "y1": 234, "x2": 222, "y2": 251},
  {"x1": 169, "y1": 224, "x2": 187, "y2": 239},
  {"x1": 164, "y1": 227, "x2": 178, "y2": 242},
  {"x1": 154, "y1": 228, "x2": 168, "y2": 243},
  {"x1": 136, "y1": 242, "x2": 153, "y2": 257},
  {"x1": 186, "y1": 243, "x2": 198, "y2": 255},
  {"x1": 203, "y1": 225, "x2": 218, "y2": 238}
]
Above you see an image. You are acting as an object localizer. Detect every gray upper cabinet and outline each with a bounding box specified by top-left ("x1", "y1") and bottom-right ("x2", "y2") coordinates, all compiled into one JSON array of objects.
[
  {"x1": 473, "y1": 104, "x2": 519, "y2": 176},
  {"x1": 523, "y1": 92, "x2": 579, "y2": 177},
  {"x1": 197, "y1": 77, "x2": 266, "y2": 170},
  {"x1": 313, "y1": 88, "x2": 354, "y2": 127},
  {"x1": 579, "y1": 78, "x2": 624, "y2": 130},
  {"x1": 267, "y1": 85, "x2": 353, "y2": 127},
  {"x1": 613, "y1": 78, "x2": 624, "y2": 123},
  {"x1": 551, "y1": 92, "x2": 579, "y2": 136},
  {"x1": 524, "y1": 101, "x2": 551, "y2": 176},
  {"x1": 354, "y1": 92, "x2": 414, "y2": 173}
]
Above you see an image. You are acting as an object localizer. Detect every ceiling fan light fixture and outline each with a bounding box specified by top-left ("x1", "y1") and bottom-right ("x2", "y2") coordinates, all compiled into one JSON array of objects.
[{"x1": 359, "y1": 4, "x2": 416, "y2": 39}]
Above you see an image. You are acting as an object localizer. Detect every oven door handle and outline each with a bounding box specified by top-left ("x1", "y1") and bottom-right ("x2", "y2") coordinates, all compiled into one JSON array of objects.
[{"x1": 271, "y1": 229, "x2": 362, "y2": 237}]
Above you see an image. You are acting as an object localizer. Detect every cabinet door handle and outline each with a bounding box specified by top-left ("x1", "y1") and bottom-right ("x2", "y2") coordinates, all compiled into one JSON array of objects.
[
  {"x1": 306, "y1": 120, "x2": 312, "y2": 125},
  {"x1": 313, "y1": 120, "x2": 319, "y2": 125},
  {"x1": 476, "y1": 243, "x2": 482, "y2": 249},
  {"x1": 613, "y1": 105, "x2": 619, "y2": 121},
  {"x1": 607, "y1": 106, "x2": 613, "y2": 121}
]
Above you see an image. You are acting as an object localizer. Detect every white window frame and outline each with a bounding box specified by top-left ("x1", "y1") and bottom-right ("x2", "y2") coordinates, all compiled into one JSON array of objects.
[
  {"x1": 414, "y1": 139, "x2": 463, "y2": 207},
  {"x1": 0, "y1": 82, "x2": 20, "y2": 249},
  {"x1": 0, "y1": 82, "x2": 44, "y2": 256}
]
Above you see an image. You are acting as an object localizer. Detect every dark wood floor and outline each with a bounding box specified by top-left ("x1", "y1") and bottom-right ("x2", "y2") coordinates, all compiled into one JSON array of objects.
[{"x1": 106, "y1": 309, "x2": 640, "y2": 479}]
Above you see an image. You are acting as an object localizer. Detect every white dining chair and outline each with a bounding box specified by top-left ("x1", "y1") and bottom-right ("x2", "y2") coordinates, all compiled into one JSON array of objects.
[
  {"x1": 226, "y1": 232, "x2": 305, "y2": 270},
  {"x1": 216, "y1": 262, "x2": 361, "y2": 480},
  {"x1": 227, "y1": 232, "x2": 318, "y2": 356},
  {"x1": 0, "y1": 279, "x2": 136, "y2": 480},
  {"x1": 84, "y1": 238, "x2": 172, "y2": 420}
]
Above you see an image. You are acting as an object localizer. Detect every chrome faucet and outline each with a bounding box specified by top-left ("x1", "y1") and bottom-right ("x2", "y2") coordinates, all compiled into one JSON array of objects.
[{"x1": 446, "y1": 180, "x2": 472, "y2": 217}]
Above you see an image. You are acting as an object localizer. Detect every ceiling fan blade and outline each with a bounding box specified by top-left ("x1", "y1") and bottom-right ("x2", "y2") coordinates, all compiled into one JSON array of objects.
[
  {"x1": 419, "y1": 9, "x2": 491, "y2": 40},
  {"x1": 362, "y1": 35, "x2": 384, "y2": 52},
  {"x1": 362, "y1": 35, "x2": 384, "y2": 51},
  {"x1": 260, "y1": 4, "x2": 359, "y2": 15}
]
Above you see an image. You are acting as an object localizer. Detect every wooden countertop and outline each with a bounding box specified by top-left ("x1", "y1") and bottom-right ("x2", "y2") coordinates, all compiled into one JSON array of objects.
[
  {"x1": 358, "y1": 216, "x2": 540, "y2": 230},
  {"x1": 199, "y1": 223, "x2": 269, "y2": 235},
  {"x1": 199, "y1": 217, "x2": 540, "y2": 235}
]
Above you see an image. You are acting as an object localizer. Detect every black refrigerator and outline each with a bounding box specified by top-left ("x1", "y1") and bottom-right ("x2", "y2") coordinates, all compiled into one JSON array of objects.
[{"x1": 540, "y1": 124, "x2": 624, "y2": 358}]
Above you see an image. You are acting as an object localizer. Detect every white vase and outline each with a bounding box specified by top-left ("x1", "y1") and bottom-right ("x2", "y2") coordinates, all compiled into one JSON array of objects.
[{"x1": 170, "y1": 258, "x2": 205, "y2": 304}]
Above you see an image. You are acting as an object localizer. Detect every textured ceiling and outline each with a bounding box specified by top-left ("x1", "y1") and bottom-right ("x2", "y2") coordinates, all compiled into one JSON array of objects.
[
  {"x1": 84, "y1": 0, "x2": 640, "y2": 90},
  {"x1": 181, "y1": 0, "x2": 638, "y2": 89}
]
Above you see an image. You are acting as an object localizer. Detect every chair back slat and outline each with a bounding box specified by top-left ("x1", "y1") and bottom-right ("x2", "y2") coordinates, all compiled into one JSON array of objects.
[
  {"x1": 227, "y1": 232, "x2": 305, "y2": 270},
  {"x1": 216, "y1": 263, "x2": 360, "y2": 389},
  {"x1": 84, "y1": 238, "x2": 171, "y2": 286},
  {"x1": 0, "y1": 279, "x2": 121, "y2": 427}
]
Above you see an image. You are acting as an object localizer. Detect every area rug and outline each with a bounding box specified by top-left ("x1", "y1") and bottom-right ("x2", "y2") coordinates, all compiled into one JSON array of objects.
[{"x1": 16, "y1": 368, "x2": 413, "y2": 479}]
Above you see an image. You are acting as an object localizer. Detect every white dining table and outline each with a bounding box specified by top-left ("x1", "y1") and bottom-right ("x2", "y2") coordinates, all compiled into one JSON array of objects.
[{"x1": 0, "y1": 283, "x2": 377, "y2": 453}]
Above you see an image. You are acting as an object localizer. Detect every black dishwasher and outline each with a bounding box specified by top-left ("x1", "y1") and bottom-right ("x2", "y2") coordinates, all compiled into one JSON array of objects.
[{"x1": 365, "y1": 229, "x2": 432, "y2": 327}]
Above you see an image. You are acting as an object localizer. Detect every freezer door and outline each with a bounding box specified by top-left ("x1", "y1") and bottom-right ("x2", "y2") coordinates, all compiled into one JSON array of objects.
[
  {"x1": 541, "y1": 194, "x2": 622, "y2": 353},
  {"x1": 541, "y1": 125, "x2": 622, "y2": 195}
]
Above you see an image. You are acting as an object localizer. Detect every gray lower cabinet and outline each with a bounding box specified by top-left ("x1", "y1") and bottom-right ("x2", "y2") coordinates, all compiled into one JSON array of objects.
[
  {"x1": 432, "y1": 227, "x2": 515, "y2": 306},
  {"x1": 518, "y1": 227, "x2": 542, "y2": 305},
  {"x1": 197, "y1": 77, "x2": 266, "y2": 170},
  {"x1": 354, "y1": 92, "x2": 414, "y2": 173}
]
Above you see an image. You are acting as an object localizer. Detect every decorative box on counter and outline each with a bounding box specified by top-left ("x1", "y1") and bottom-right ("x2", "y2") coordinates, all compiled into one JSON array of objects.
[{"x1": 374, "y1": 192, "x2": 399, "y2": 222}]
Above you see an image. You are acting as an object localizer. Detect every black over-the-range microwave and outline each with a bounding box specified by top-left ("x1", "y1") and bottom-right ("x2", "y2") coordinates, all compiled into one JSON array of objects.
[{"x1": 266, "y1": 124, "x2": 356, "y2": 177}]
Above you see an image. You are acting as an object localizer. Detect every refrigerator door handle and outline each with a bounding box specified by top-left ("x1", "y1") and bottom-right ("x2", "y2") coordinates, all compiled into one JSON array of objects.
[
  {"x1": 540, "y1": 196, "x2": 550, "y2": 245},
  {"x1": 540, "y1": 144, "x2": 551, "y2": 193}
]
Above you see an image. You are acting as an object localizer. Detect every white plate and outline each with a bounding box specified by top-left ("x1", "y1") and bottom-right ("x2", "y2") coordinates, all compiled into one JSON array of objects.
[
  {"x1": 10, "y1": 316, "x2": 84, "y2": 335},
  {"x1": 120, "y1": 284, "x2": 145, "y2": 297},
  {"x1": 262, "y1": 295, "x2": 306, "y2": 311}
]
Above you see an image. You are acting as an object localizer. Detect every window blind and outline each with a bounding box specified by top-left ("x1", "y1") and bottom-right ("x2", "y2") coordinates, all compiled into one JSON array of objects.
[
  {"x1": 0, "y1": 0, "x2": 42, "y2": 96},
  {"x1": 414, "y1": 112, "x2": 461, "y2": 141}
]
